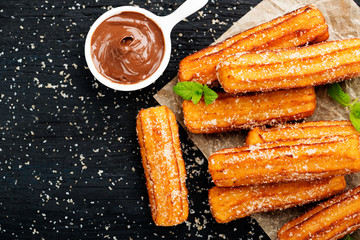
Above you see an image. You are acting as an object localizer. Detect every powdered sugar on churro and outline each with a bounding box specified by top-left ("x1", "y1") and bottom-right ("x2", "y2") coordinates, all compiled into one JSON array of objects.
[
  {"x1": 217, "y1": 39, "x2": 360, "y2": 94},
  {"x1": 209, "y1": 135, "x2": 360, "y2": 187}
]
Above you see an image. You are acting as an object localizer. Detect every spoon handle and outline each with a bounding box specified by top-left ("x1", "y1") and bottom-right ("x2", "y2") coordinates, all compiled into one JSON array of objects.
[{"x1": 162, "y1": 0, "x2": 208, "y2": 33}]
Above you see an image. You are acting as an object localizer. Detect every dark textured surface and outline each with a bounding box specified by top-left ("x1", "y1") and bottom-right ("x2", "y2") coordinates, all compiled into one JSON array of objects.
[
  {"x1": 1, "y1": 0, "x2": 357, "y2": 239},
  {"x1": 0, "y1": 1, "x2": 268, "y2": 239}
]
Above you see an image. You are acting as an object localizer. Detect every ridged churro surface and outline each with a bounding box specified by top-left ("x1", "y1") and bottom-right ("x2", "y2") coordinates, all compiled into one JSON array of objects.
[
  {"x1": 209, "y1": 176, "x2": 346, "y2": 223},
  {"x1": 136, "y1": 106, "x2": 188, "y2": 226},
  {"x1": 183, "y1": 87, "x2": 316, "y2": 134},
  {"x1": 178, "y1": 5, "x2": 328, "y2": 86},
  {"x1": 278, "y1": 185, "x2": 360, "y2": 240},
  {"x1": 218, "y1": 38, "x2": 360, "y2": 94},
  {"x1": 209, "y1": 135, "x2": 360, "y2": 187},
  {"x1": 246, "y1": 120, "x2": 359, "y2": 145}
]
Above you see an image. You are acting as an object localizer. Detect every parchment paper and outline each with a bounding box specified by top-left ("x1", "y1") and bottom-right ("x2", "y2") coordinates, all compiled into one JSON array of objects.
[{"x1": 154, "y1": 0, "x2": 360, "y2": 239}]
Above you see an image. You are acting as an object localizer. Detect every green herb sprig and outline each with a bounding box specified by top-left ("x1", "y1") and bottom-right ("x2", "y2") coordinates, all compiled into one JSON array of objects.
[
  {"x1": 342, "y1": 234, "x2": 354, "y2": 240},
  {"x1": 173, "y1": 82, "x2": 218, "y2": 105},
  {"x1": 327, "y1": 83, "x2": 360, "y2": 132}
]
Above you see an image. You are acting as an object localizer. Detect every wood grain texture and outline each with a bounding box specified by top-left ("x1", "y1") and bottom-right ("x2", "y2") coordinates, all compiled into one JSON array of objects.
[{"x1": 0, "y1": 0, "x2": 271, "y2": 239}]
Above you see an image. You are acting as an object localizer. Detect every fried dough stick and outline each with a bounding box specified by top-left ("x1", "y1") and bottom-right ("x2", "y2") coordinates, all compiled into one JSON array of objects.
[
  {"x1": 136, "y1": 106, "x2": 188, "y2": 226},
  {"x1": 246, "y1": 120, "x2": 359, "y2": 145},
  {"x1": 209, "y1": 177, "x2": 346, "y2": 223},
  {"x1": 209, "y1": 135, "x2": 360, "y2": 187},
  {"x1": 178, "y1": 5, "x2": 329, "y2": 86},
  {"x1": 218, "y1": 39, "x2": 360, "y2": 94},
  {"x1": 183, "y1": 87, "x2": 316, "y2": 134},
  {"x1": 278, "y1": 185, "x2": 360, "y2": 240}
]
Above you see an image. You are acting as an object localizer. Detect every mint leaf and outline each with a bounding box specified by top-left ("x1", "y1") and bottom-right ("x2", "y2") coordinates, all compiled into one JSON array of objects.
[
  {"x1": 192, "y1": 91, "x2": 203, "y2": 105},
  {"x1": 350, "y1": 102, "x2": 360, "y2": 132},
  {"x1": 327, "y1": 83, "x2": 351, "y2": 107},
  {"x1": 351, "y1": 102, "x2": 360, "y2": 118},
  {"x1": 173, "y1": 82, "x2": 218, "y2": 105},
  {"x1": 326, "y1": 83, "x2": 360, "y2": 133},
  {"x1": 173, "y1": 82, "x2": 203, "y2": 101},
  {"x1": 191, "y1": 85, "x2": 204, "y2": 104},
  {"x1": 203, "y1": 85, "x2": 218, "y2": 105},
  {"x1": 350, "y1": 112, "x2": 360, "y2": 132},
  {"x1": 342, "y1": 234, "x2": 354, "y2": 240}
]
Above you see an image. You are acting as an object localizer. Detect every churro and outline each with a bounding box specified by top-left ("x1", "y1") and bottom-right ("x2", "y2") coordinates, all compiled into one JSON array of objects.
[
  {"x1": 209, "y1": 135, "x2": 360, "y2": 187},
  {"x1": 136, "y1": 106, "x2": 188, "y2": 226},
  {"x1": 218, "y1": 39, "x2": 360, "y2": 94},
  {"x1": 183, "y1": 87, "x2": 316, "y2": 134},
  {"x1": 278, "y1": 185, "x2": 360, "y2": 240},
  {"x1": 209, "y1": 176, "x2": 346, "y2": 223},
  {"x1": 246, "y1": 120, "x2": 359, "y2": 145}
]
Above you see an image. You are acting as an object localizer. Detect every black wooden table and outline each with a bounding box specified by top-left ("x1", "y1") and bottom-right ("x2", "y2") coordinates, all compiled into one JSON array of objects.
[{"x1": 1, "y1": 0, "x2": 358, "y2": 239}]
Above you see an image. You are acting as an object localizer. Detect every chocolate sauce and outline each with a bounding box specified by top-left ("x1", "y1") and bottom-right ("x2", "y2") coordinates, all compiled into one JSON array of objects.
[{"x1": 91, "y1": 12, "x2": 165, "y2": 84}]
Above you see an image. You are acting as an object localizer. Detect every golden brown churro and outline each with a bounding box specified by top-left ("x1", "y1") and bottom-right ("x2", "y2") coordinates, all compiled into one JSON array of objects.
[
  {"x1": 209, "y1": 176, "x2": 346, "y2": 223},
  {"x1": 183, "y1": 87, "x2": 316, "y2": 134},
  {"x1": 136, "y1": 106, "x2": 188, "y2": 226},
  {"x1": 217, "y1": 38, "x2": 360, "y2": 94},
  {"x1": 208, "y1": 135, "x2": 360, "y2": 187},
  {"x1": 278, "y1": 185, "x2": 360, "y2": 240},
  {"x1": 178, "y1": 5, "x2": 328, "y2": 86},
  {"x1": 246, "y1": 120, "x2": 359, "y2": 145}
]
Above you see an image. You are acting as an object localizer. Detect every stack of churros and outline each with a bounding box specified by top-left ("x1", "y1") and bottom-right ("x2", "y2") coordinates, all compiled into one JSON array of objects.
[
  {"x1": 208, "y1": 120, "x2": 360, "y2": 239},
  {"x1": 178, "y1": 5, "x2": 329, "y2": 86},
  {"x1": 245, "y1": 121, "x2": 360, "y2": 238},
  {"x1": 137, "y1": 3, "x2": 360, "y2": 236},
  {"x1": 180, "y1": 5, "x2": 330, "y2": 133},
  {"x1": 179, "y1": 5, "x2": 360, "y2": 133}
]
